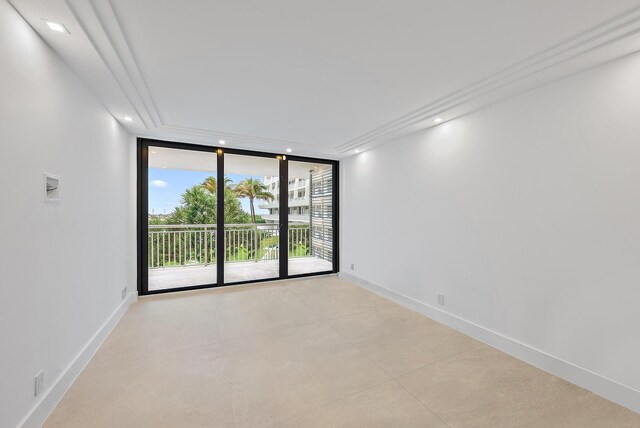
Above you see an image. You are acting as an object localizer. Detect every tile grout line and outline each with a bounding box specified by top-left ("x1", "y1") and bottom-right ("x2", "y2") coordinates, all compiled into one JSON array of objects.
[
  {"x1": 390, "y1": 347, "x2": 489, "y2": 428},
  {"x1": 286, "y1": 280, "x2": 481, "y2": 381},
  {"x1": 220, "y1": 280, "x2": 394, "y2": 427},
  {"x1": 395, "y1": 380, "x2": 453, "y2": 428},
  {"x1": 264, "y1": 377, "x2": 396, "y2": 428},
  {"x1": 90, "y1": 285, "x2": 321, "y2": 373},
  {"x1": 271, "y1": 283, "x2": 410, "y2": 426},
  {"x1": 322, "y1": 305, "x2": 454, "y2": 428},
  {"x1": 286, "y1": 286, "x2": 445, "y2": 426},
  {"x1": 209, "y1": 296, "x2": 239, "y2": 428},
  {"x1": 282, "y1": 283, "x2": 394, "y2": 322},
  {"x1": 392, "y1": 347, "x2": 479, "y2": 382},
  {"x1": 281, "y1": 283, "x2": 327, "y2": 322},
  {"x1": 284, "y1": 279, "x2": 476, "y2": 428}
]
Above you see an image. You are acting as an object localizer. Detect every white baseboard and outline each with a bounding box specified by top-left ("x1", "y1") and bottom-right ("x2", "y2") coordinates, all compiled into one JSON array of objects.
[
  {"x1": 339, "y1": 272, "x2": 640, "y2": 414},
  {"x1": 19, "y1": 291, "x2": 138, "y2": 428}
]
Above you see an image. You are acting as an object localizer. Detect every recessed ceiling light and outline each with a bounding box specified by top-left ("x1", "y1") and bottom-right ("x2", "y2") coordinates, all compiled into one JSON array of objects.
[
  {"x1": 355, "y1": 149, "x2": 361, "y2": 153},
  {"x1": 433, "y1": 117, "x2": 443, "y2": 123},
  {"x1": 286, "y1": 148, "x2": 292, "y2": 153},
  {"x1": 45, "y1": 20, "x2": 68, "y2": 33},
  {"x1": 219, "y1": 140, "x2": 226, "y2": 145},
  {"x1": 124, "y1": 116, "x2": 134, "y2": 122}
]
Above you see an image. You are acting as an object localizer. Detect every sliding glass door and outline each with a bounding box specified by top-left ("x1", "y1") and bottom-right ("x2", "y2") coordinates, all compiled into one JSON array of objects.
[
  {"x1": 146, "y1": 146, "x2": 218, "y2": 292},
  {"x1": 139, "y1": 139, "x2": 338, "y2": 294},
  {"x1": 223, "y1": 153, "x2": 280, "y2": 283}
]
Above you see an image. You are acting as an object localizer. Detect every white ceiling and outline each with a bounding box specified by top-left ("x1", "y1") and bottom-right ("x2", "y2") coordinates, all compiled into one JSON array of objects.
[{"x1": 10, "y1": 0, "x2": 640, "y2": 158}]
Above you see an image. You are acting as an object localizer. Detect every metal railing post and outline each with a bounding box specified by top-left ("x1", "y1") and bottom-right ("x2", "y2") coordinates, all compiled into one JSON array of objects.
[
  {"x1": 254, "y1": 226, "x2": 258, "y2": 262},
  {"x1": 204, "y1": 225, "x2": 208, "y2": 265}
]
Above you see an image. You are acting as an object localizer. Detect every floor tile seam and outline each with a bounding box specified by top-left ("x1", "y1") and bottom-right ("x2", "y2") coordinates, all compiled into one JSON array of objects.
[
  {"x1": 262, "y1": 377, "x2": 397, "y2": 428},
  {"x1": 319, "y1": 301, "x2": 397, "y2": 322},
  {"x1": 88, "y1": 336, "x2": 227, "y2": 371},
  {"x1": 116, "y1": 322, "x2": 326, "y2": 364},
  {"x1": 322, "y1": 316, "x2": 397, "y2": 388},
  {"x1": 210, "y1": 284, "x2": 325, "y2": 342},
  {"x1": 281, "y1": 284, "x2": 330, "y2": 322},
  {"x1": 329, "y1": 321, "x2": 480, "y2": 351},
  {"x1": 141, "y1": 282, "x2": 289, "y2": 304},
  {"x1": 102, "y1": 306, "x2": 327, "y2": 371},
  {"x1": 309, "y1": 295, "x2": 408, "y2": 384},
  {"x1": 217, "y1": 318, "x2": 327, "y2": 345},
  {"x1": 299, "y1": 302, "x2": 437, "y2": 428},
  {"x1": 392, "y1": 347, "x2": 479, "y2": 382},
  {"x1": 394, "y1": 379, "x2": 453, "y2": 428},
  {"x1": 213, "y1": 331, "x2": 239, "y2": 428},
  {"x1": 279, "y1": 284, "x2": 402, "y2": 404}
]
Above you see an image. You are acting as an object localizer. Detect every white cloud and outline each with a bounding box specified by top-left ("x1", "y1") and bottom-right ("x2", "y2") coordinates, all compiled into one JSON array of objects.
[{"x1": 150, "y1": 179, "x2": 169, "y2": 188}]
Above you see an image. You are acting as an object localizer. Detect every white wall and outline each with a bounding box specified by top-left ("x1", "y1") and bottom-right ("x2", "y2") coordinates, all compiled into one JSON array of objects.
[
  {"x1": 341, "y1": 51, "x2": 640, "y2": 408},
  {"x1": 0, "y1": 1, "x2": 135, "y2": 427}
]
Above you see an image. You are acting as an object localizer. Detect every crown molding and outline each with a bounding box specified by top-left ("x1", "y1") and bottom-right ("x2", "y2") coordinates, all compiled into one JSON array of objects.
[
  {"x1": 58, "y1": 0, "x2": 340, "y2": 157},
  {"x1": 90, "y1": 0, "x2": 162, "y2": 127},
  {"x1": 336, "y1": 5, "x2": 640, "y2": 155}
]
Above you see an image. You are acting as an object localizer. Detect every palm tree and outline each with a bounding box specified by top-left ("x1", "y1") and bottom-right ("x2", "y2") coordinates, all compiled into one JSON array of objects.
[
  {"x1": 233, "y1": 178, "x2": 275, "y2": 223},
  {"x1": 201, "y1": 176, "x2": 232, "y2": 194}
]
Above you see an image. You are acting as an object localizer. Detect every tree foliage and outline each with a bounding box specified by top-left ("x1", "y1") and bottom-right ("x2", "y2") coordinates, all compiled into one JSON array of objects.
[
  {"x1": 233, "y1": 178, "x2": 275, "y2": 223},
  {"x1": 162, "y1": 176, "x2": 250, "y2": 225}
]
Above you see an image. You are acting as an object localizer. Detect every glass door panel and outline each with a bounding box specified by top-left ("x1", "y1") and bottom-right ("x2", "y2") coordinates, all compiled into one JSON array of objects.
[
  {"x1": 147, "y1": 147, "x2": 217, "y2": 291},
  {"x1": 287, "y1": 161, "x2": 334, "y2": 275},
  {"x1": 223, "y1": 154, "x2": 280, "y2": 283}
]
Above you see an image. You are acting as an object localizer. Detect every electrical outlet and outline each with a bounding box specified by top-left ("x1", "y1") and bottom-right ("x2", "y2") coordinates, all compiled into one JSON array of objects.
[
  {"x1": 350, "y1": 263, "x2": 355, "y2": 270},
  {"x1": 121, "y1": 286, "x2": 127, "y2": 299},
  {"x1": 34, "y1": 370, "x2": 44, "y2": 397},
  {"x1": 437, "y1": 294, "x2": 445, "y2": 306}
]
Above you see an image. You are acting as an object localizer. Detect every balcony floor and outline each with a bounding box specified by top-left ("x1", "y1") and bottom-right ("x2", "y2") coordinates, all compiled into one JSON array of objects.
[{"x1": 148, "y1": 257, "x2": 333, "y2": 291}]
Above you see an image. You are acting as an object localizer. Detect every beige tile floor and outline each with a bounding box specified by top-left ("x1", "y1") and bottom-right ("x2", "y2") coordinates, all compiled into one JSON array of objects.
[{"x1": 44, "y1": 276, "x2": 640, "y2": 428}]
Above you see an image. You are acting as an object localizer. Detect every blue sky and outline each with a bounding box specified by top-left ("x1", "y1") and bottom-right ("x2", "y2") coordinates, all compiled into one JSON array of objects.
[{"x1": 148, "y1": 168, "x2": 270, "y2": 215}]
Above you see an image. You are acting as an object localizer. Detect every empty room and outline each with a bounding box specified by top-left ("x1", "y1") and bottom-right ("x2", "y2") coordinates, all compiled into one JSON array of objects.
[{"x1": 2, "y1": 0, "x2": 640, "y2": 427}]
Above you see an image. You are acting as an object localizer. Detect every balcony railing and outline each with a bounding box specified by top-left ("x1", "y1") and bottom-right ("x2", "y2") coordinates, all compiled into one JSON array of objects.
[{"x1": 148, "y1": 223, "x2": 311, "y2": 269}]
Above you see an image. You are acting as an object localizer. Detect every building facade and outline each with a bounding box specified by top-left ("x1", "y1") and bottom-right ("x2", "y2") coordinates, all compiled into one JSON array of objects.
[{"x1": 259, "y1": 176, "x2": 311, "y2": 223}]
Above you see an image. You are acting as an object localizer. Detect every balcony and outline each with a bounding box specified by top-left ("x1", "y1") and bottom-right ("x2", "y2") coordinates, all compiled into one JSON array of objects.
[
  {"x1": 258, "y1": 197, "x2": 308, "y2": 210},
  {"x1": 148, "y1": 223, "x2": 332, "y2": 290},
  {"x1": 261, "y1": 214, "x2": 310, "y2": 223}
]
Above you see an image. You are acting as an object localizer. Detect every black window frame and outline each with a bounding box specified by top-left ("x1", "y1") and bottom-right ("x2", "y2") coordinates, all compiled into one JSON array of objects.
[{"x1": 137, "y1": 137, "x2": 339, "y2": 295}]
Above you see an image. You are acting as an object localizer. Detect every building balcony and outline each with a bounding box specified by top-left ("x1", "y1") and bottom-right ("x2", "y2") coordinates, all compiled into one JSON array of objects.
[
  {"x1": 258, "y1": 197, "x2": 308, "y2": 209},
  {"x1": 261, "y1": 214, "x2": 310, "y2": 223}
]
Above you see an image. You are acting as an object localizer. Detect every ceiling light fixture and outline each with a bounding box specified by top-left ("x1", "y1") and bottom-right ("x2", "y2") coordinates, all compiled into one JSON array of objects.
[
  {"x1": 433, "y1": 117, "x2": 443, "y2": 123},
  {"x1": 124, "y1": 116, "x2": 134, "y2": 122},
  {"x1": 45, "y1": 20, "x2": 68, "y2": 33},
  {"x1": 355, "y1": 149, "x2": 361, "y2": 153},
  {"x1": 286, "y1": 148, "x2": 292, "y2": 153},
  {"x1": 219, "y1": 140, "x2": 226, "y2": 145}
]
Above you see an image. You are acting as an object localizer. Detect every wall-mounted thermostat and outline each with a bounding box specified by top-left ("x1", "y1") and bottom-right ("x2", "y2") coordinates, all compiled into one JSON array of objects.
[{"x1": 44, "y1": 173, "x2": 60, "y2": 203}]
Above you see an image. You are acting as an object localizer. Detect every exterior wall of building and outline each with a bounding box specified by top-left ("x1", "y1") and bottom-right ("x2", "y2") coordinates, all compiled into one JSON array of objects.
[{"x1": 260, "y1": 176, "x2": 311, "y2": 223}]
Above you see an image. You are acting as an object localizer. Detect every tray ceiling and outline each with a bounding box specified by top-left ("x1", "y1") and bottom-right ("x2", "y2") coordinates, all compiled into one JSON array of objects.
[{"x1": 10, "y1": 0, "x2": 640, "y2": 158}]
